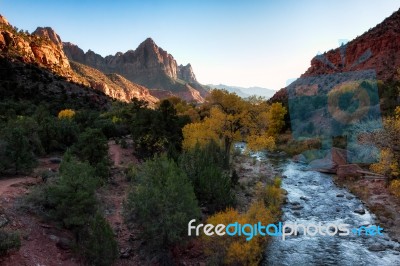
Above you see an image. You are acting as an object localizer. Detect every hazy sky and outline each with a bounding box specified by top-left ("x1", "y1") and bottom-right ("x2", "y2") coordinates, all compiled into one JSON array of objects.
[{"x1": 1, "y1": 0, "x2": 399, "y2": 90}]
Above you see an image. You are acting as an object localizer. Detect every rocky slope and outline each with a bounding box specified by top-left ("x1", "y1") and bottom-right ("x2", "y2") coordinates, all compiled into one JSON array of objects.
[
  {"x1": 0, "y1": 20, "x2": 74, "y2": 79},
  {"x1": 270, "y1": 8, "x2": 400, "y2": 103},
  {"x1": 63, "y1": 38, "x2": 209, "y2": 102},
  {"x1": 71, "y1": 61, "x2": 158, "y2": 105},
  {"x1": 0, "y1": 15, "x2": 158, "y2": 105}
]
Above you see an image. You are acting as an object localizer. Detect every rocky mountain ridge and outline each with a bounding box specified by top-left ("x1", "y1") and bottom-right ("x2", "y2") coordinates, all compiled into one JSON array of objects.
[
  {"x1": 0, "y1": 16, "x2": 158, "y2": 105},
  {"x1": 270, "y1": 8, "x2": 400, "y2": 104},
  {"x1": 63, "y1": 38, "x2": 209, "y2": 102}
]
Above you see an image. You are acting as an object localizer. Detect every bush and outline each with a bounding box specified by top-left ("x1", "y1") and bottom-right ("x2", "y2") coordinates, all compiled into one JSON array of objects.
[
  {"x1": 1, "y1": 125, "x2": 37, "y2": 174},
  {"x1": 256, "y1": 177, "x2": 284, "y2": 216},
  {"x1": 22, "y1": 154, "x2": 117, "y2": 265},
  {"x1": 389, "y1": 180, "x2": 400, "y2": 198},
  {"x1": 58, "y1": 109, "x2": 76, "y2": 119},
  {"x1": 180, "y1": 141, "x2": 234, "y2": 213},
  {"x1": 129, "y1": 99, "x2": 185, "y2": 159},
  {"x1": 125, "y1": 155, "x2": 200, "y2": 250},
  {"x1": 45, "y1": 155, "x2": 98, "y2": 230},
  {"x1": 204, "y1": 201, "x2": 274, "y2": 266},
  {"x1": 370, "y1": 148, "x2": 400, "y2": 178},
  {"x1": 0, "y1": 230, "x2": 21, "y2": 255},
  {"x1": 80, "y1": 213, "x2": 118, "y2": 266},
  {"x1": 71, "y1": 128, "x2": 110, "y2": 180}
]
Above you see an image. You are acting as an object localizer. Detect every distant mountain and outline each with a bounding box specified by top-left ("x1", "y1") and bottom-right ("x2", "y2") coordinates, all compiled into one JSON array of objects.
[
  {"x1": 63, "y1": 38, "x2": 209, "y2": 102},
  {"x1": 208, "y1": 84, "x2": 276, "y2": 99}
]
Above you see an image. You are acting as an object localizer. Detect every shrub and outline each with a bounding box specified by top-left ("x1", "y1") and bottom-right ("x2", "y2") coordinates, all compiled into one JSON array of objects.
[
  {"x1": 45, "y1": 156, "x2": 98, "y2": 230},
  {"x1": 0, "y1": 230, "x2": 21, "y2": 255},
  {"x1": 22, "y1": 154, "x2": 117, "y2": 265},
  {"x1": 58, "y1": 109, "x2": 76, "y2": 119},
  {"x1": 204, "y1": 201, "x2": 274, "y2": 266},
  {"x1": 1, "y1": 125, "x2": 37, "y2": 174},
  {"x1": 180, "y1": 141, "x2": 234, "y2": 213},
  {"x1": 125, "y1": 155, "x2": 200, "y2": 251},
  {"x1": 370, "y1": 148, "x2": 399, "y2": 178},
  {"x1": 80, "y1": 213, "x2": 118, "y2": 266},
  {"x1": 256, "y1": 178, "x2": 284, "y2": 216},
  {"x1": 71, "y1": 128, "x2": 110, "y2": 180},
  {"x1": 56, "y1": 118, "x2": 79, "y2": 148},
  {"x1": 389, "y1": 180, "x2": 400, "y2": 198}
]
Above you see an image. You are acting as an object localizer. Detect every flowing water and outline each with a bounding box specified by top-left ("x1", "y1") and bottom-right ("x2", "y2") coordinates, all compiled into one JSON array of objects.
[{"x1": 262, "y1": 159, "x2": 400, "y2": 266}]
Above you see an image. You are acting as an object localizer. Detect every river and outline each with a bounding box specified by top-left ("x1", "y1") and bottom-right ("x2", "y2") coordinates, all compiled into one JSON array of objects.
[{"x1": 259, "y1": 157, "x2": 400, "y2": 266}]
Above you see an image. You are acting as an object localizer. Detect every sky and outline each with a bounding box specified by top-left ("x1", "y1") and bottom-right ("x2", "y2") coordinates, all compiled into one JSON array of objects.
[{"x1": 1, "y1": 0, "x2": 399, "y2": 90}]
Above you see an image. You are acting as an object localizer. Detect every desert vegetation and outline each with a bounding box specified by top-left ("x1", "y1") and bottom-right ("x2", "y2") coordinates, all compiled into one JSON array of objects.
[{"x1": 0, "y1": 88, "x2": 287, "y2": 265}]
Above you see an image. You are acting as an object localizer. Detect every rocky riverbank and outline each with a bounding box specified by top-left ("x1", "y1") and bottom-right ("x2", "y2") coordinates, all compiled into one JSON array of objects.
[{"x1": 333, "y1": 175, "x2": 400, "y2": 243}]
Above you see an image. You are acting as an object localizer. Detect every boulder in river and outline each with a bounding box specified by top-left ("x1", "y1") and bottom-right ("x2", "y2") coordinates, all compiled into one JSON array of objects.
[
  {"x1": 293, "y1": 154, "x2": 307, "y2": 163},
  {"x1": 308, "y1": 156, "x2": 337, "y2": 173},
  {"x1": 291, "y1": 205, "x2": 304, "y2": 210},
  {"x1": 354, "y1": 207, "x2": 366, "y2": 215},
  {"x1": 368, "y1": 243, "x2": 386, "y2": 252}
]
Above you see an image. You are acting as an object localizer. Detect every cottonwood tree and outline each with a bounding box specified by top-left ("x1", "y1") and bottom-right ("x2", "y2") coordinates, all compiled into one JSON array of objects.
[{"x1": 182, "y1": 90, "x2": 287, "y2": 163}]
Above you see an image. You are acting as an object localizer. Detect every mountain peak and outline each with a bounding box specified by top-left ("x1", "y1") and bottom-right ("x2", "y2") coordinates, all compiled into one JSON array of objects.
[
  {"x1": 33, "y1": 27, "x2": 63, "y2": 48},
  {"x1": 0, "y1": 14, "x2": 10, "y2": 26},
  {"x1": 63, "y1": 38, "x2": 208, "y2": 102},
  {"x1": 139, "y1": 37, "x2": 157, "y2": 49}
]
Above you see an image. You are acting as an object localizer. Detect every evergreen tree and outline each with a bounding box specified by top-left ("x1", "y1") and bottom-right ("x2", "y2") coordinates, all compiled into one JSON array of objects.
[
  {"x1": 125, "y1": 155, "x2": 200, "y2": 250},
  {"x1": 3, "y1": 126, "x2": 37, "y2": 174}
]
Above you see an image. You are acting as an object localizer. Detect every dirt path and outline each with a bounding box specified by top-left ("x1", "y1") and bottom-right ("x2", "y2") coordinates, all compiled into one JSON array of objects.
[
  {"x1": 0, "y1": 176, "x2": 38, "y2": 196},
  {"x1": 99, "y1": 140, "x2": 145, "y2": 264}
]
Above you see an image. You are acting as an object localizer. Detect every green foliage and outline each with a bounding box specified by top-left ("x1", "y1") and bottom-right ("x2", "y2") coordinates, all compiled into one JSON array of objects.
[
  {"x1": 256, "y1": 177, "x2": 284, "y2": 216},
  {"x1": 71, "y1": 128, "x2": 110, "y2": 180},
  {"x1": 0, "y1": 121, "x2": 38, "y2": 174},
  {"x1": 0, "y1": 230, "x2": 21, "y2": 255},
  {"x1": 128, "y1": 98, "x2": 186, "y2": 159},
  {"x1": 180, "y1": 141, "x2": 234, "y2": 213},
  {"x1": 125, "y1": 155, "x2": 200, "y2": 250},
  {"x1": 45, "y1": 155, "x2": 98, "y2": 229},
  {"x1": 22, "y1": 153, "x2": 117, "y2": 265},
  {"x1": 231, "y1": 169, "x2": 239, "y2": 186},
  {"x1": 79, "y1": 213, "x2": 118, "y2": 266},
  {"x1": 37, "y1": 116, "x2": 59, "y2": 153},
  {"x1": 57, "y1": 118, "x2": 79, "y2": 148}
]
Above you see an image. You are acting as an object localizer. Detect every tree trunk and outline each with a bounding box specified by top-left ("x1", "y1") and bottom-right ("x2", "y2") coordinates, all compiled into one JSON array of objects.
[{"x1": 224, "y1": 138, "x2": 232, "y2": 168}]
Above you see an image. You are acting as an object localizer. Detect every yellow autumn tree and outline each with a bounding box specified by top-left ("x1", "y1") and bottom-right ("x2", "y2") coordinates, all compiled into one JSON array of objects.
[
  {"x1": 370, "y1": 148, "x2": 400, "y2": 177},
  {"x1": 202, "y1": 178, "x2": 283, "y2": 265},
  {"x1": 182, "y1": 90, "x2": 287, "y2": 162},
  {"x1": 370, "y1": 106, "x2": 400, "y2": 178},
  {"x1": 203, "y1": 201, "x2": 273, "y2": 266},
  {"x1": 58, "y1": 109, "x2": 76, "y2": 119}
]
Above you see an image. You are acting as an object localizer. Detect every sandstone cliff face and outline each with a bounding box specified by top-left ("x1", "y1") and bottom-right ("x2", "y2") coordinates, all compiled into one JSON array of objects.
[
  {"x1": 270, "y1": 8, "x2": 400, "y2": 103},
  {"x1": 33, "y1": 27, "x2": 63, "y2": 49},
  {"x1": 178, "y1": 64, "x2": 197, "y2": 83},
  {"x1": 303, "y1": 9, "x2": 400, "y2": 81},
  {"x1": 0, "y1": 15, "x2": 158, "y2": 105},
  {"x1": 63, "y1": 38, "x2": 208, "y2": 102},
  {"x1": 71, "y1": 61, "x2": 158, "y2": 105},
  {"x1": 0, "y1": 15, "x2": 10, "y2": 26},
  {"x1": 0, "y1": 22, "x2": 73, "y2": 78}
]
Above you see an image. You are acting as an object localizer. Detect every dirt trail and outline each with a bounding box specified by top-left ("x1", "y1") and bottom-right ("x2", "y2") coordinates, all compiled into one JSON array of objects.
[{"x1": 0, "y1": 176, "x2": 38, "y2": 196}]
